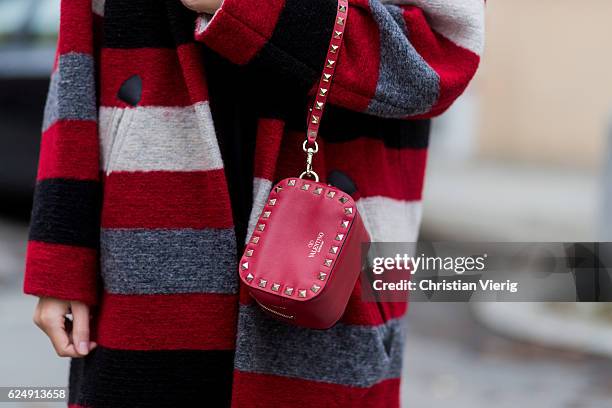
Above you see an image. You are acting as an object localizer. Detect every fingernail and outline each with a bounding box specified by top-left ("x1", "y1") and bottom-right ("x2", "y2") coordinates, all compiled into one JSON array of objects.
[{"x1": 78, "y1": 341, "x2": 89, "y2": 355}]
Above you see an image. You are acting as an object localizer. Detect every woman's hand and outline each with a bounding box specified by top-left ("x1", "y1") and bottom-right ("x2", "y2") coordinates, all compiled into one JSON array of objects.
[
  {"x1": 180, "y1": 0, "x2": 223, "y2": 14},
  {"x1": 33, "y1": 297, "x2": 97, "y2": 358}
]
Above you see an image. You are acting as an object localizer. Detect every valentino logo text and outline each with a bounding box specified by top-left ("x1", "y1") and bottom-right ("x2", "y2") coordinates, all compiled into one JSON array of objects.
[{"x1": 308, "y1": 232, "x2": 325, "y2": 258}]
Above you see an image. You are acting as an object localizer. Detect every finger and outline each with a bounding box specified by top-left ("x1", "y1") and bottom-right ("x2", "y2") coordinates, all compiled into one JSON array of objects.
[
  {"x1": 71, "y1": 302, "x2": 91, "y2": 356},
  {"x1": 33, "y1": 303, "x2": 42, "y2": 327},
  {"x1": 46, "y1": 324, "x2": 80, "y2": 358},
  {"x1": 33, "y1": 297, "x2": 55, "y2": 328}
]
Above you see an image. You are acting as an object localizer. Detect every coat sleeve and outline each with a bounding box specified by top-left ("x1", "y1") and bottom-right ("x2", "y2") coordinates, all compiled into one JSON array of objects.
[
  {"x1": 23, "y1": 0, "x2": 102, "y2": 306},
  {"x1": 194, "y1": 0, "x2": 485, "y2": 118}
]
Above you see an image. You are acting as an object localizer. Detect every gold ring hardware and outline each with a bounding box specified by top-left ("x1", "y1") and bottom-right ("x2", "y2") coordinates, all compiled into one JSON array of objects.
[
  {"x1": 300, "y1": 140, "x2": 320, "y2": 182},
  {"x1": 302, "y1": 140, "x2": 319, "y2": 154},
  {"x1": 299, "y1": 170, "x2": 320, "y2": 182}
]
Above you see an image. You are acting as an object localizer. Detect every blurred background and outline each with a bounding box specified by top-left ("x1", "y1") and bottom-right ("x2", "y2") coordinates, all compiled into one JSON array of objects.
[{"x1": 1, "y1": 0, "x2": 612, "y2": 407}]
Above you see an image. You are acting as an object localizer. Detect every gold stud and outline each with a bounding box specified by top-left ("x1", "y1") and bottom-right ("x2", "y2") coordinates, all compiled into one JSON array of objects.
[
  {"x1": 323, "y1": 73, "x2": 331, "y2": 82},
  {"x1": 315, "y1": 101, "x2": 324, "y2": 110},
  {"x1": 257, "y1": 223, "x2": 265, "y2": 232},
  {"x1": 258, "y1": 279, "x2": 267, "y2": 288},
  {"x1": 339, "y1": 4, "x2": 347, "y2": 12},
  {"x1": 241, "y1": 262, "x2": 249, "y2": 270},
  {"x1": 344, "y1": 207, "x2": 353, "y2": 215},
  {"x1": 269, "y1": 198, "x2": 277, "y2": 206},
  {"x1": 284, "y1": 287, "x2": 294, "y2": 296},
  {"x1": 330, "y1": 246, "x2": 339, "y2": 254},
  {"x1": 275, "y1": 186, "x2": 283, "y2": 193},
  {"x1": 314, "y1": 187, "x2": 323, "y2": 195},
  {"x1": 272, "y1": 283, "x2": 280, "y2": 292},
  {"x1": 326, "y1": 191, "x2": 336, "y2": 198},
  {"x1": 334, "y1": 31, "x2": 342, "y2": 39},
  {"x1": 288, "y1": 179, "x2": 296, "y2": 186},
  {"x1": 301, "y1": 184, "x2": 310, "y2": 191},
  {"x1": 262, "y1": 211, "x2": 271, "y2": 219},
  {"x1": 337, "y1": 17, "x2": 344, "y2": 25},
  {"x1": 319, "y1": 88, "x2": 328, "y2": 96},
  {"x1": 251, "y1": 236, "x2": 260, "y2": 244},
  {"x1": 324, "y1": 259, "x2": 332, "y2": 267},
  {"x1": 246, "y1": 249, "x2": 254, "y2": 257},
  {"x1": 341, "y1": 220, "x2": 349, "y2": 228},
  {"x1": 326, "y1": 60, "x2": 335, "y2": 69},
  {"x1": 331, "y1": 44, "x2": 339, "y2": 53},
  {"x1": 311, "y1": 284, "x2": 321, "y2": 293},
  {"x1": 339, "y1": 196, "x2": 349, "y2": 204},
  {"x1": 335, "y1": 234, "x2": 344, "y2": 241},
  {"x1": 246, "y1": 273, "x2": 254, "y2": 282},
  {"x1": 311, "y1": 115, "x2": 319, "y2": 124},
  {"x1": 318, "y1": 272, "x2": 327, "y2": 281},
  {"x1": 298, "y1": 290, "x2": 307, "y2": 298}
]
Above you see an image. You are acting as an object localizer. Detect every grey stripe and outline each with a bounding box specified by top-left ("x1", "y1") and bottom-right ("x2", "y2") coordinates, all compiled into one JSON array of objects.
[
  {"x1": 366, "y1": 2, "x2": 440, "y2": 118},
  {"x1": 101, "y1": 228, "x2": 239, "y2": 295},
  {"x1": 43, "y1": 53, "x2": 97, "y2": 131},
  {"x1": 234, "y1": 305, "x2": 406, "y2": 387}
]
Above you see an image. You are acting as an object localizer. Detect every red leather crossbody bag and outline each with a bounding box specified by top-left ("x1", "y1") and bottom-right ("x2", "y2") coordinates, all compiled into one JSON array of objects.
[{"x1": 238, "y1": 0, "x2": 370, "y2": 329}]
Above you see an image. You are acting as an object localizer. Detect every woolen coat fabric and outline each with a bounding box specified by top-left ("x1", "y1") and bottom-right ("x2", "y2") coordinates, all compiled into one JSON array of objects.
[{"x1": 24, "y1": 0, "x2": 484, "y2": 406}]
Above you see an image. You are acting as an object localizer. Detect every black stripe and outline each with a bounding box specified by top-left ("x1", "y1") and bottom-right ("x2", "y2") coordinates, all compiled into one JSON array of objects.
[
  {"x1": 246, "y1": 0, "x2": 338, "y2": 100},
  {"x1": 285, "y1": 104, "x2": 431, "y2": 149},
  {"x1": 321, "y1": 106, "x2": 430, "y2": 149},
  {"x1": 28, "y1": 179, "x2": 101, "y2": 248},
  {"x1": 69, "y1": 347, "x2": 234, "y2": 407},
  {"x1": 103, "y1": 0, "x2": 197, "y2": 48}
]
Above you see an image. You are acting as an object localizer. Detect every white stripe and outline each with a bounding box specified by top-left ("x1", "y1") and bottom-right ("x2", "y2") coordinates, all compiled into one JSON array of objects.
[
  {"x1": 99, "y1": 103, "x2": 223, "y2": 174},
  {"x1": 245, "y1": 177, "x2": 273, "y2": 244},
  {"x1": 356, "y1": 196, "x2": 422, "y2": 242},
  {"x1": 380, "y1": 0, "x2": 485, "y2": 55},
  {"x1": 92, "y1": 0, "x2": 105, "y2": 17}
]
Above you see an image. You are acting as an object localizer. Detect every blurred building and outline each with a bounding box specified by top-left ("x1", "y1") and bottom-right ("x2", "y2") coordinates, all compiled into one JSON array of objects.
[
  {"x1": 423, "y1": 0, "x2": 612, "y2": 242},
  {"x1": 478, "y1": 0, "x2": 612, "y2": 169}
]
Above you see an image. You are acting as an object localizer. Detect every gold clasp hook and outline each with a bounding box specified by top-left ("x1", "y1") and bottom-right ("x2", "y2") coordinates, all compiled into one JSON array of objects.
[{"x1": 299, "y1": 140, "x2": 319, "y2": 182}]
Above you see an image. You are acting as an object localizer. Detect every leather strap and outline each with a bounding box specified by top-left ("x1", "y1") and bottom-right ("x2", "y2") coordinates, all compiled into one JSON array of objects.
[{"x1": 306, "y1": 0, "x2": 349, "y2": 145}]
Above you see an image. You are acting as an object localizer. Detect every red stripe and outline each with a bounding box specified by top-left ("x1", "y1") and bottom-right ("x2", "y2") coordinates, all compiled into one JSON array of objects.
[
  {"x1": 58, "y1": 0, "x2": 93, "y2": 55},
  {"x1": 101, "y1": 170, "x2": 234, "y2": 229},
  {"x1": 37, "y1": 121, "x2": 99, "y2": 181},
  {"x1": 24, "y1": 241, "x2": 98, "y2": 305},
  {"x1": 176, "y1": 43, "x2": 210, "y2": 104},
  {"x1": 253, "y1": 119, "x2": 284, "y2": 180},
  {"x1": 403, "y1": 7, "x2": 480, "y2": 117},
  {"x1": 275, "y1": 132, "x2": 427, "y2": 201},
  {"x1": 341, "y1": 277, "x2": 407, "y2": 325},
  {"x1": 96, "y1": 292, "x2": 238, "y2": 350},
  {"x1": 196, "y1": 0, "x2": 284, "y2": 65},
  {"x1": 232, "y1": 371, "x2": 400, "y2": 408},
  {"x1": 100, "y1": 47, "x2": 207, "y2": 107},
  {"x1": 328, "y1": 0, "x2": 380, "y2": 113},
  {"x1": 324, "y1": 138, "x2": 427, "y2": 201}
]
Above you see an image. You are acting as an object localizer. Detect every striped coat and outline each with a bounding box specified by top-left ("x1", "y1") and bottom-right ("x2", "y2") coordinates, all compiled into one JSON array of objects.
[{"x1": 24, "y1": 0, "x2": 484, "y2": 406}]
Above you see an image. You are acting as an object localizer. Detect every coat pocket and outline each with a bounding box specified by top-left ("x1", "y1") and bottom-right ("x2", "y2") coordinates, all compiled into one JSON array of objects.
[{"x1": 99, "y1": 107, "x2": 135, "y2": 175}]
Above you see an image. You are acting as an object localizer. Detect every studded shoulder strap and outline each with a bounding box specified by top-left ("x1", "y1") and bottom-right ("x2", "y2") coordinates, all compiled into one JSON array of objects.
[{"x1": 306, "y1": 0, "x2": 349, "y2": 145}]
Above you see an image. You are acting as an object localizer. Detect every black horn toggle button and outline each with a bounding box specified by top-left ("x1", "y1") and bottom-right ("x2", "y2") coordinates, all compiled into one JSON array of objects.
[
  {"x1": 327, "y1": 170, "x2": 357, "y2": 195},
  {"x1": 117, "y1": 74, "x2": 142, "y2": 106}
]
